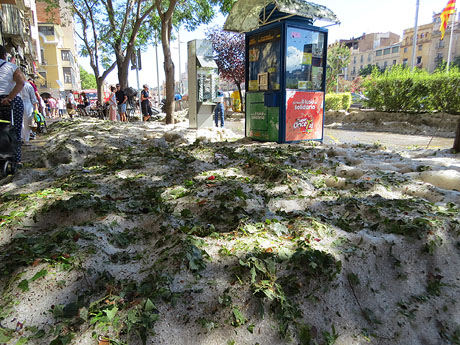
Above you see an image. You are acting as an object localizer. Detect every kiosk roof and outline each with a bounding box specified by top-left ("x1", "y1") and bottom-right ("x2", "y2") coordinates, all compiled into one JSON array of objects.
[{"x1": 224, "y1": 0, "x2": 339, "y2": 33}]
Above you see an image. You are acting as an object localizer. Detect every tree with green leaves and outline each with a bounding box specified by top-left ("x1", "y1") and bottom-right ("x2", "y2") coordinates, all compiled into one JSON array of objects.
[
  {"x1": 79, "y1": 66, "x2": 97, "y2": 89},
  {"x1": 45, "y1": 0, "x2": 236, "y2": 123},
  {"x1": 153, "y1": 0, "x2": 236, "y2": 124},
  {"x1": 326, "y1": 43, "x2": 351, "y2": 93}
]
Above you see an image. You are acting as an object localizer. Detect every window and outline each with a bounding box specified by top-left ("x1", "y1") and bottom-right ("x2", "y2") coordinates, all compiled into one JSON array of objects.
[
  {"x1": 404, "y1": 47, "x2": 408, "y2": 53},
  {"x1": 250, "y1": 27, "x2": 281, "y2": 90},
  {"x1": 376, "y1": 50, "x2": 382, "y2": 57},
  {"x1": 38, "y1": 25, "x2": 54, "y2": 36},
  {"x1": 40, "y1": 48, "x2": 45, "y2": 64},
  {"x1": 384, "y1": 61, "x2": 388, "y2": 68},
  {"x1": 360, "y1": 55, "x2": 363, "y2": 63},
  {"x1": 352, "y1": 67, "x2": 356, "y2": 75},
  {"x1": 438, "y1": 40, "x2": 445, "y2": 48},
  {"x1": 384, "y1": 48, "x2": 391, "y2": 55},
  {"x1": 418, "y1": 45, "x2": 423, "y2": 51},
  {"x1": 38, "y1": 72, "x2": 47, "y2": 88},
  {"x1": 392, "y1": 46, "x2": 399, "y2": 53},
  {"x1": 403, "y1": 58, "x2": 408, "y2": 65},
  {"x1": 360, "y1": 65, "x2": 363, "y2": 70},
  {"x1": 353, "y1": 56, "x2": 356, "y2": 63},
  {"x1": 368, "y1": 54, "x2": 371, "y2": 62},
  {"x1": 285, "y1": 27, "x2": 324, "y2": 90},
  {"x1": 416, "y1": 56, "x2": 422, "y2": 64},
  {"x1": 61, "y1": 50, "x2": 72, "y2": 62},
  {"x1": 63, "y1": 67, "x2": 72, "y2": 84},
  {"x1": 376, "y1": 62, "x2": 379, "y2": 67},
  {"x1": 393, "y1": 60, "x2": 397, "y2": 65}
]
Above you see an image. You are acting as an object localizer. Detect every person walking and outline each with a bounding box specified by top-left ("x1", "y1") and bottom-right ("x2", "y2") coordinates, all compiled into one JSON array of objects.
[
  {"x1": 66, "y1": 90, "x2": 77, "y2": 119},
  {"x1": 109, "y1": 86, "x2": 118, "y2": 121},
  {"x1": 48, "y1": 96, "x2": 57, "y2": 118},
  {"x1": 141, "y1": 84, "x2": 153, "y2": 122},
  {"x1": 115, "y1": 84, "x2": 127, "y2": 122},
  {"x1": 214, "y1": 96, "x2": 225, "y2": 128},
  {"x1": 20, "y1": 80, "x2": 38, "y2": 144},
  {"x1": 0, "y1": 45, "x2": 25, "y2": 165},
  {"x1": 57, "y1": 97, "x2": 64, "y2": 117}
]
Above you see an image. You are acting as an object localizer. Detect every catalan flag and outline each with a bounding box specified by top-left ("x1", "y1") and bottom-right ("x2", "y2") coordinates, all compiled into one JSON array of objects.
[{"x1": 440, "y1": 0, "x2": 456, "y2": 40}]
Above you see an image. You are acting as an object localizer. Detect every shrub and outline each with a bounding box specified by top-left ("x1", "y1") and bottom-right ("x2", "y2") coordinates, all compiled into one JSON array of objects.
[
  {"x1": 341, "y1": 93, "x2": 352, "y2": 110},
  {"x1": 325, "y1": 93, "x2": 351, "y2": 111},
  {"x1": 363, "y1": 65, "x2": 460, "y2": 113}
]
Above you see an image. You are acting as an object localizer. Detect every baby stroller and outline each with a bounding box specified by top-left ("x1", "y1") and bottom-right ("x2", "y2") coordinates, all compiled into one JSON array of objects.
[
  {"x1": 34, "y1": 110, "x2": 47, "y2": 134},
  {"x1": 0, "y1": 104, "x2": 19, "y2": 176}
]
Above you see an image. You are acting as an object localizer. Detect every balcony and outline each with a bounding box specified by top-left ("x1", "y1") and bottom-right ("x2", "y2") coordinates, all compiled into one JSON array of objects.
[{"x1": 0, "y1": 4, "x2": 24, "y2": 43}]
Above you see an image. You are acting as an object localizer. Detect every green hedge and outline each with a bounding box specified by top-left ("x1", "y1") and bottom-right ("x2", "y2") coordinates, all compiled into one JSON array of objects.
[
  {"x1": 363, "y1": 65, "x2": 460, "y2": 113},
  {"x1": 325, "y1": 93, "x2": 352, "y2": 111}
]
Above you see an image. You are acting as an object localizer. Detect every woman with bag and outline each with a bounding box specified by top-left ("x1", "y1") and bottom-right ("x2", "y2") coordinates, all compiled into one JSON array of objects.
[
  {"x1": 109, "y1": 86, "x2": 117, "y2": 121},
  {"x1": 0, "y1": 45, "x2": 25, "y2": 165}
]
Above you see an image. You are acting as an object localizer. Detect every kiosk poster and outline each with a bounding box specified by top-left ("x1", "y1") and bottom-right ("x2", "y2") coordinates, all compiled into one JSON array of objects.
[{"x1": 285, "y1": 91, "x2": 324, "y2": 141}]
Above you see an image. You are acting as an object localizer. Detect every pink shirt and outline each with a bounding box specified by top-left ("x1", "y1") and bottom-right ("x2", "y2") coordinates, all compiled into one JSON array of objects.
[{"x1": 48, "y1": 98, "x2": 57, "y2": 108}]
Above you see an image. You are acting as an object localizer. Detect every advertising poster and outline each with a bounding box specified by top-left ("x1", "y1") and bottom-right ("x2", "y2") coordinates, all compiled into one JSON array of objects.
[{"x1": 285, "y1": 91, "x2": 324, "y2": 141}]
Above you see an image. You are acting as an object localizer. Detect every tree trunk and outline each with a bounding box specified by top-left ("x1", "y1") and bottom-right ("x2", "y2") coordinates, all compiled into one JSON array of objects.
[
  {"x1": 454, "y1": 117, "x2": 460, "y2": 152},
  {"x1": 115, "y1": 51, "x2": 130, "y2": 90},
  {"x1": 161, "y1": 20, "x2": 175, "y2": 124},
  {"x1": 97, "y1": 77, "x2": 105, "y2": 104}
]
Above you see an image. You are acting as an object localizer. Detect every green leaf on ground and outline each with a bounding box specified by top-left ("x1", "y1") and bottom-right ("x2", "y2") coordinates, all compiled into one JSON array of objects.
[
  {"x1": 104, "y1": 306, "x2": 118, "y2": 321},
  {"x1": 30, "y1": 269, "x2": 48, "y2": 282},
  {"x1": 232, "y1": 307, "x2": 247, "y2": 327},
  {"x1": 18, "y1": 279, "x2": 29, "y2": 292}
]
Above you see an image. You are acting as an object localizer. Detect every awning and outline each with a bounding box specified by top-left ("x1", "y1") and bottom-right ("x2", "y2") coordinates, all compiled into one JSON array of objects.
[
  {"x1": 224, "y1": 0, "x2": 340, "y2": 33},
  {"x1": 197, "y1": 56, "x2": 217, "y2": 69}
]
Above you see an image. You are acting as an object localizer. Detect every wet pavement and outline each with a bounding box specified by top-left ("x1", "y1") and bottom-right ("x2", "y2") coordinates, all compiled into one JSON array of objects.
[
  {"x1": 323, "y1": 128, "x2": 454, "y2": 150},
  {"x1": 226, "y1": 117, "x2": 455, "y2": 150}
]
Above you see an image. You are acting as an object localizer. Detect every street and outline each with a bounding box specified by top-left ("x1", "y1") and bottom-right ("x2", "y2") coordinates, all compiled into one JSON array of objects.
[{"x1": 225, "y1": 117, "x2": 455, "y2": 150}]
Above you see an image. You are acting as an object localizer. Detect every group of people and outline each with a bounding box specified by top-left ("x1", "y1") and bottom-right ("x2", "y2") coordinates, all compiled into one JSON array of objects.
[
  {"x1": 108, "y1": 84, "x2": 129, "y2": 122},
  {"x1": 108, "y1": 83, "x2": 156, "y2": 122}
]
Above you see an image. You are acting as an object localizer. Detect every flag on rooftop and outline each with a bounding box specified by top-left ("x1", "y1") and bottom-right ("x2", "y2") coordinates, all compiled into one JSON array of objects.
[{"x1": 440, "y1": 0, "x2": 457, "y2": 40}]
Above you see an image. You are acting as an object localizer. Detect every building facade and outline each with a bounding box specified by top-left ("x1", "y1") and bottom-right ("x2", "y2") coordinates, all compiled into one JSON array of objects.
[
  {"x1": 374, "y1": 43, "x2": 401, "y2": 70},
  {"x1": 399, "y1": 23, "x2": 433, "y2": 69},
  {"x1": 399, "y1": 13, "x2": 460, "y2": 73},
  {"x1": 36, "y1": 0, "x2": 80, "y2": 98},
  {"x1": 0, "y1": 0, "x2": 41, "y2": 79},
  {"x1": 340, "y1": 32, "x2": 400, "y2": 80},
  {"x1": 427, "y1": 13, "x2": 460, "y2": 72}
]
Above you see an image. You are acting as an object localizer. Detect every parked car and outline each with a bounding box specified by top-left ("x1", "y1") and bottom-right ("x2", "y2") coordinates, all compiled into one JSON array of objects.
[{"x1": 350, "y1": 92, "x2": 368, "y2": 109}]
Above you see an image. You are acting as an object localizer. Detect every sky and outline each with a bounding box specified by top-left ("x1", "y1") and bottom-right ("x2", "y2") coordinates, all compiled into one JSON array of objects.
[{"x1": 80, "y1": 0, "x2": 452, "y2": 90}]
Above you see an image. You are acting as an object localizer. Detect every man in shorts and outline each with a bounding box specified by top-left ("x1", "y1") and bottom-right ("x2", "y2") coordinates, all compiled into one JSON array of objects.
[{"x1": 115, "y1": 84, "x2": 127, "y2": 122}]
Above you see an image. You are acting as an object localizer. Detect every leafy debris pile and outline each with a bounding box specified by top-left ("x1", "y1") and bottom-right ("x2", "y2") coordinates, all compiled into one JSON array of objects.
[{"x1": 0, "y1": 119, "x2": 459, "y2": 345}]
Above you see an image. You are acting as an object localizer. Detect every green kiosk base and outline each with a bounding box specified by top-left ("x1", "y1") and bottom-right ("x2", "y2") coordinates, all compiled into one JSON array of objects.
[{"x1": 246, "y1": 92, "x2": 279, "y2": 142}]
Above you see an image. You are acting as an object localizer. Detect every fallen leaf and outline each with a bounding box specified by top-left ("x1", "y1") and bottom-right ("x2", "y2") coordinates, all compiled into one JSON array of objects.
[{"x1": 32, "y1": 258, "x2": 42, "y2": 266}]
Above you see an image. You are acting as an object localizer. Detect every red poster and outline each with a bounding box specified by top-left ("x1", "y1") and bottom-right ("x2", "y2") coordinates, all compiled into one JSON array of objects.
[{"x1": 285, "y1": 91, "x2": 324, "y2": 141}]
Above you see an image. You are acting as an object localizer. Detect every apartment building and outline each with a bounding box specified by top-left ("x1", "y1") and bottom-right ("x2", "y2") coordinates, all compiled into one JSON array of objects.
[
  {"x1": 341, "y1": 32, "x2": 400, "y2": 80},
  {"x1": 428, "y1": 13, "x2": 460, "y2": 72},
  {"x1": 399, "y1": 13, "x2": 460, "y2": 73},
  {"x1": 0, "y1": 0, "x2": 41, "y2": 78},
  {"x1": 36, "y1": 0, "x2": 80, "y2": 98},
  {"x1": 374, "y1": 43, "x2": 401, "y2": 70},
  {"x1": 400, "y1": 23, "x2": 433, "y2": 69}
]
